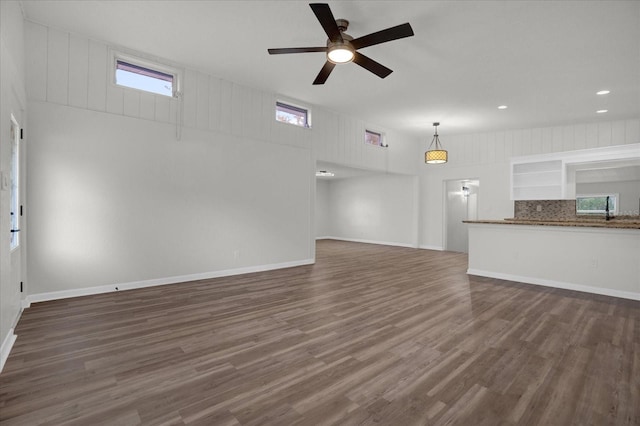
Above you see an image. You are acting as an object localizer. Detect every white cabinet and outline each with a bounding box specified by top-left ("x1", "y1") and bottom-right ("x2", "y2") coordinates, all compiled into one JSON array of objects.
[{"x1": 511, "y1": 159, "x2": 565, "y2": 200}]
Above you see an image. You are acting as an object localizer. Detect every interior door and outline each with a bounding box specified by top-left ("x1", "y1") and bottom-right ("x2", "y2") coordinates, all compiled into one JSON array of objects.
[{"x1": 9, "y1": 114, "x2": 23, "y2": 303}]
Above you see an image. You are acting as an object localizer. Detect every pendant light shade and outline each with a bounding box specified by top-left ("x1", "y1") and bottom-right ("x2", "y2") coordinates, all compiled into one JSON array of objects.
[
  {"x1": 425, "y1": 149, "x2": 448, "y2": 164},
  {"x1": 425, "y1": 122, "x2": 448, "y2": 164}
]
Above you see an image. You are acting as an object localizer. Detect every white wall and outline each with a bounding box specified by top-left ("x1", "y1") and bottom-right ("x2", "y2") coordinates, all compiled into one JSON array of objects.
[
  {"x1": 315, "y1": 179, "x2": 331, "y2": 238},
  {"x1": 420, "y1": 119, "x2": 640, "y2": 250},
  {"x1": 28, "y1": 101, "x2": 313, "y2": 294},
  {"x1": 324, "y1": 174, "x2": 418, "y2": 247},
  {"x1": 23, "y1": 21, "x2": 419, "y2": 299},
  {"x1": 0, "y1": 0, "x2": 27, "y2": 370}
]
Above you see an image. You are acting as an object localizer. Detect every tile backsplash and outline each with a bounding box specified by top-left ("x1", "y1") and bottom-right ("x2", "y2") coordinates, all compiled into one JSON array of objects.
[{"x1": 514, "y1": 200, "x2": 577, "y2": 220}]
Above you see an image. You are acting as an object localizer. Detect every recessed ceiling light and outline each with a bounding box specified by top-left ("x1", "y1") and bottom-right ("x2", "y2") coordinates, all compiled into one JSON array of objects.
[
  {"x1": 596, "y1": 90, "x2": 610, "y2": 95},
  {"x1": 316, "y1": 170, "x2": 335, "y2": 177},
  {"x1": 498, "y1": 105, "x2": 508, "y2": 109},
  {"x1": 596, "y1": 109, "x2": 608, "y2": 114}
]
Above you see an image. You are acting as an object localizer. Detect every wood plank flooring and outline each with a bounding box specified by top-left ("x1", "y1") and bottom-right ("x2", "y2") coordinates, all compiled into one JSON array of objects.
[{"x1": 1, "y1": 239, "x2": 639, "y2": 425}]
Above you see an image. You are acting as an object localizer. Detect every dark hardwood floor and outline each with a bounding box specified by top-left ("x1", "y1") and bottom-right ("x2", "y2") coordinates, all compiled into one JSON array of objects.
[{"x1": 1, "y1": 240, "x2": 639, "y2": 425}]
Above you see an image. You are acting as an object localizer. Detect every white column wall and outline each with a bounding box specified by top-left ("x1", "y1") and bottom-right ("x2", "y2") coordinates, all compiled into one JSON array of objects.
[{"x1": 315, "y1": 180, "x2": 331, "y2": 239}]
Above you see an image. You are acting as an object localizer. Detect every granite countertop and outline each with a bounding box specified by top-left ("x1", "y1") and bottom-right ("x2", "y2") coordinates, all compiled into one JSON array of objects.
[{"x1": 463, "y1": 218, "x2": 640, "y2": 229}]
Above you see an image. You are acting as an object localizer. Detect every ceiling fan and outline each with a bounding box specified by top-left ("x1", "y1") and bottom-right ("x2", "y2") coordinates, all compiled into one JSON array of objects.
[{"x1": 267, "y1": 3, "x2": 414, "y2": 85}]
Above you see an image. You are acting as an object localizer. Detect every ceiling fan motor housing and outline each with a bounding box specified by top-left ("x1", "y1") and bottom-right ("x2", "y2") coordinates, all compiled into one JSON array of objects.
[
  {"x1": 335, "y1": 18, "x2": 349, "y2": 32},
  {"x1": 327, "y1": 32, "x2": 353, "y2": 45}
]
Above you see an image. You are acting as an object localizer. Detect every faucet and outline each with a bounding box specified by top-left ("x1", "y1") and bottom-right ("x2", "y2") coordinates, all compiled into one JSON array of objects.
[{"x1": 605, "y1": 196, "x2": 610, "y2": 221}]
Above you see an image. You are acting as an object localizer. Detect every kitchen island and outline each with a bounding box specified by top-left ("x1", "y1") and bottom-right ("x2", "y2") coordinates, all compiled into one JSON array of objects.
[{"x1": 464, "y1": 219, "x2": 640, "y2": 300}]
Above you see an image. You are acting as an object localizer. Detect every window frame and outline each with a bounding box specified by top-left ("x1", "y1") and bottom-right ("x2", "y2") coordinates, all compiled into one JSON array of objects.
[
  {"x1": 576, "y1": 193, "x2": 619, "y2": 215},
  {"x1": 365, "y1": 129, "x2": 387, "y2": 147},
  {"x1": 110, "y1": 50, "x2": 181, "y2": 98},
  {"x1": 275, "y1": 100, "x2": 311, "y2": 128}
]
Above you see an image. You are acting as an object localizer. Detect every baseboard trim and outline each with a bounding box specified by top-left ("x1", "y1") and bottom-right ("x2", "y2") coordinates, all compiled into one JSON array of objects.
[
  {"x1": 320, "y1": 236, "x2": 415, "y2": 248},
  {"x1": 467, "y1": 268, "x2": 640, "y2": 301},
  {"x1": 0, "y1": 329, "x2": 17, "y2": 374},
  {"x1": 419, "y1": 245, "x2": 444, "y2": 251},
  {"x1": 26, "y1": 259, "x2": 315, "y2": 305},
  {"x1": 320, "y1": 238, "x2": 444, "y2": 251}
]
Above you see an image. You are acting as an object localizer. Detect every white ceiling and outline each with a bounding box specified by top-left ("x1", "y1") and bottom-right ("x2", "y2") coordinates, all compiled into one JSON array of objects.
[{"x1": 20, "y1": 0, "x2": 640, "y2": 138}]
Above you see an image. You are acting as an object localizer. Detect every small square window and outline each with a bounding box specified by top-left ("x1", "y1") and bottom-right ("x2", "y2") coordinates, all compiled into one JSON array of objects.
[
  {"x1": 365, "y1": 130, "x2": 386, "y2": 147},
  {"x1": 276, "y1": 102, "x2": 309, "y2": 127},
  {"x1": 114, "y1": 56, "x2": 177, "y2": 97}
]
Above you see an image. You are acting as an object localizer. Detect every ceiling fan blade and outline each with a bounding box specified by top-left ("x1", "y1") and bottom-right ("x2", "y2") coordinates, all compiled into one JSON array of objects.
[
  {"x1": 268, "y1": 47, "x2": 327, "y2": 54},
  {"x1": 310, "y1": 3, "x2": 343, "y2": 42},
  {"x1": 351, "y1": 23, "x2": 414, "y2": 50},
  {"x1": 352, "y1": 52, "x2": 393, "y2": 79},
  {"x1": 313, "y1": 61, "x2": 336, "y2": 85}
]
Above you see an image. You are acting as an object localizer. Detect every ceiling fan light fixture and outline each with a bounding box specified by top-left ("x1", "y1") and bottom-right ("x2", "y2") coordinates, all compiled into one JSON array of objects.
[
  {"x1": 327, "y1": 42, "x2": 355, "y2": 63},
  {"x1": 267, "y1": 3, "x2": 414, "y2": 84},
  {"x1": 425, "y1": 122, "x2": 448, "y2": 164}
]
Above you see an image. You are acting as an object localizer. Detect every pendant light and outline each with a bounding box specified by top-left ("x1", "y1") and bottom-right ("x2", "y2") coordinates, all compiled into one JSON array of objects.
[{"x1": 425, "y1": 122, "x2": 448, "y2": 164}]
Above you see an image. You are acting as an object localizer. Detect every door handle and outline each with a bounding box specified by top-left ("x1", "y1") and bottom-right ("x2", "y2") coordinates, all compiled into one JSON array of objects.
[{"x1": 10, "y1": 229, "x2": 20, "y2": 233}]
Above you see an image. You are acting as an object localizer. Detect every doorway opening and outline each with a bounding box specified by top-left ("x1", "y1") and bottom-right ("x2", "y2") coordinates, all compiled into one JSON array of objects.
[
  {"x1": 314, "y1": 161, "x2": 419, "y2": 248},
  {"x1": 444, "y1": 179, "x2": 479, "y2": 253}
]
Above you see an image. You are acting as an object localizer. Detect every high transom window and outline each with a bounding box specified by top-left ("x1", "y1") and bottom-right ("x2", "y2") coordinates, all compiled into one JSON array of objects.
[
  {"x1": 365, "y1": 130, "x2": 383, "y2": 146},
  {"x1": 276, "y1": 102, "x2": 310, "y2": 128},
  {"x1": 365, "y1": 129, "x2": 387, "y2": 147},
  {"x1": 113, "y1": 53, "x2": 178, "y2": 97}
]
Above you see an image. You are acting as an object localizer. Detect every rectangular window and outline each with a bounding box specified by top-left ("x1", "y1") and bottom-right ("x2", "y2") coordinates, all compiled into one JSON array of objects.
[
  {"x1": 365, "y1": 130, "x2": 382, "y2": 146},
  {"x1": 113, "y1": 53, "x2": 178, "y2": 97},
  {"x1": 365, "y1": 129, "x2": 387, "y2": 147},
  {"x1": 276, "y1": 102, "x2": 309, "y2": 127},
  {"x1": 576, "y1": 194, "x2": 618, "y2": 215}
]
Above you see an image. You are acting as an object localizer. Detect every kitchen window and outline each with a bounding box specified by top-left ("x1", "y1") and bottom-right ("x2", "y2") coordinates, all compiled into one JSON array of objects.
[{"x1": 576, "y1": 194, "x2": 618, "y2": 215}]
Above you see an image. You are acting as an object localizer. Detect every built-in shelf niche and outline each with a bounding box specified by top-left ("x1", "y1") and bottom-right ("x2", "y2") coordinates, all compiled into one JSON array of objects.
[
  {"x1": 510, "y1": 143, "x2": 640, "y2": 201},
  {"x1": 511, "y1": 160, "x2": 564, "y2": 200}
]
